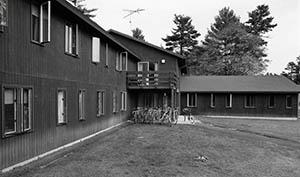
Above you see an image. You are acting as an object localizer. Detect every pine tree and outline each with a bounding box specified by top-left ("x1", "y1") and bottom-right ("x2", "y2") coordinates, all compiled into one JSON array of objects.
[
  {"x1": 162, "y1": 14, "x2": 200, "y2": 56},
  {"x1": 132, "y1": 28, "x2": 145, "y2": 41},
  {"x1": 70, "y1": 0, "x2": 98, "y2": 18},
  {"x1": 282, "y1": 56, "x2": 300, "y2": 84},
  {"x1": 200, "y1": 8, "x2": 268, "y2": 75},
  {"x1": 245, "y1": 4, "x2": 277, "y2": 36}
]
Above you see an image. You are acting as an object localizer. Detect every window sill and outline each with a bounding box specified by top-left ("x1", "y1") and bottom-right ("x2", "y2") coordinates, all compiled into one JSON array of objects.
[
  {"x1": 187, "y1": 106, "x2": 196, "y2": 108},
  {"x1": 31, "y1": 40, "x2": 45, "y2": 47},
  {"x1": 268, "y1": 106, "x2": 275, "y2": 109},
  {"x1": 210, "y1": 106, "x2": 215, "y2": 108},
  {"x1": 245, "y1": 106, "x2": 256, "y2": 109},
  {"x1": 97, "y1": 114, "x2": 105, "y2": 117},
  {"x1": 65, "y1": 52, "x2": 79, "y2": 58},
  {"x1": 79, "y1": 118, "x2": 86, "y2": 121},
  {"x1": 2, "y1": 130, "x2": 33, "y2": 139},
  {"x1": 225, "y1": 106, "x2": 232, "y2": 109},
  {"x1": 286, "y1": 107, "x2": 292, "y2": 109},
  {"x1": 57, "y1": 122, "x2": 67, "y2": 126}
]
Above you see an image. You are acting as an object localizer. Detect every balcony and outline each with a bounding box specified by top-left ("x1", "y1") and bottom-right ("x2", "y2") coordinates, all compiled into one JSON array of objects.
[{"x1": 127, "y1": 71, "x2": 179, "y2": 89}]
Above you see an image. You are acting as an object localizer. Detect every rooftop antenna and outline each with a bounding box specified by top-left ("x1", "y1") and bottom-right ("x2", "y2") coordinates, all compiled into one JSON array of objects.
[{"x1": 123, "y1": 8, "x2": 145, "y2": 28}]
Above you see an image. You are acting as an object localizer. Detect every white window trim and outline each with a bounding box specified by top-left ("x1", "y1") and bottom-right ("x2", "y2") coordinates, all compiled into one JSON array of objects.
[
  {"x1": 78, "y1": 90, "x2": 86, "y2": 120},
  {"x1": 57, "y1": 89, "x2": 67, "y2": 125},
  {"x1": 65, "y1": 24, "x2": 78, "y2": 55},
  {"x1": 187, "y1": 93, "x2": 196, "y2": 107},
  {"x1": 226, "y1": 93, "x2": 232, "y2": 108},
  {"x1": 3, "y1": 88, "x2": 17, "y2": 135},
  {"x1": 245, "y1": 95, "x2": 256, "y2": 108},
  {"x1": 92, "y1": 37, "x2": 100, "y2": 63},
  {"x1": 97, "y1": 91, "x2": 105, "y2": 116},
  {"x1": 105, "y1": 43, "x2": 109, "y2": 66},
  {"x1": 268, "y1": 95, "x2": 275, "y2": 108},
  {"x1": 121, "y1": 91, "x2": 127, "y2": 111},
  {"x1": 39, "y1": 1, "x2": 51, "y2": 43}
]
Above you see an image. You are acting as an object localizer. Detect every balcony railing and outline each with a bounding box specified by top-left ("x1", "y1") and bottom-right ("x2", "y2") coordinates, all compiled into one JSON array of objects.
[{"x1": 127, "y1": 71, "x2": 178, "y2": 89}]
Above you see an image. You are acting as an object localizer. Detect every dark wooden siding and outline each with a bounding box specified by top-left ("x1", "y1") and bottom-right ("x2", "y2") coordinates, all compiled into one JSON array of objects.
[
  {"x1": 0, "y1": 0, "x2": 135, "y2": 170},
  {"x1": 180, "y1": 92, "x2": 298, "y2": 117}
]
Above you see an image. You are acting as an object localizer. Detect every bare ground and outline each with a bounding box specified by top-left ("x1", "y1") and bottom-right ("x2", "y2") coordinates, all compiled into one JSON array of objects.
[{"x1": 2, "y1": 122, "x2": 300, "y2": 177}]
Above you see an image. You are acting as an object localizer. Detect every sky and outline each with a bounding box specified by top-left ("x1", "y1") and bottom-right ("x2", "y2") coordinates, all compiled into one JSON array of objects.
[{"x1": 84, "y1": 0, "x2": 300, "y2": 74}]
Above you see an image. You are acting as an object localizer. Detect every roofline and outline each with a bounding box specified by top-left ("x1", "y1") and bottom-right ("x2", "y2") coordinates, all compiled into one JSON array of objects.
[
  {"x1": 54, "y1": 0, "x2": 141, "y2": 61},
  {"x1": 180, "y1": 91, "x2": 300, "y2": 93},
  {"x1": 108, "y1": 29, "x2": 185, "y2": 60}
]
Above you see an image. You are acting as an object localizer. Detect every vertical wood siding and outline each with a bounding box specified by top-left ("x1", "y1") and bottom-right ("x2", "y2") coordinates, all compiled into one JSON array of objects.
[{"x1": 0, "y1": 0, "x2": 136, "y2": 170}]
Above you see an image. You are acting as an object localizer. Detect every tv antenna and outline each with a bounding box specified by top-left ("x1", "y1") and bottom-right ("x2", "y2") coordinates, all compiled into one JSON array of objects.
[{"x1": 123, "y1": 8, "x2": 145, "y2": 26}]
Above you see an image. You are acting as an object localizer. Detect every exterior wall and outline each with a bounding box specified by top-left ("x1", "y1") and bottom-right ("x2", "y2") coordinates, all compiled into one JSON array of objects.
[
  {"x1": 180, "y1": 92, "x2": 298, "y2": 117},
  {"x1": 0, "y1": 0, "x2": 134, "y2": 170}
]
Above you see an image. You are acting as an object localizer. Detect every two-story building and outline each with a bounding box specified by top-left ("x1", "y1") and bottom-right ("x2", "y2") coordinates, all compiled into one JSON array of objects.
[{"x1": 0, "y1": 0, "x2": 142, "y2": 172}]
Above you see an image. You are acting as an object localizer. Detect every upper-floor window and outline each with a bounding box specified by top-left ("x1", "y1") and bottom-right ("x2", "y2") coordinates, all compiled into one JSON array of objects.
[
  {"x1": 65, "y1": 23, "x2": 78, "y2": 55},
  {"x1": 112, "y1": 91, "x2": 117, "y2": 113},
  {"x1": 3, "y1": 87, "x2": 33, "y2": 137},
  {"x1": 116, "y1": 51, "x2": 127, "y2": 71},
  {"x1": 286, "y1": 95, "x2": 292, "y2": 109},
  {"x1": 92, "y1": 37, "x2": 100, "y2": 63},
  {"x1": 187, "y1": 93, "x2": 196, "y2": 107},
  {"x1": 0, "y1": 0, "x2": 8, "y2": 32},
  {"x1": 210, "y1": 93, "x2": 215, "y2": 108},
  {"x1": 225, "y1": 93, "x2": 232, "y2": 108},
  {"x1": 105, "y1": 43, "x2": 109, "y2": 66},
  {"x1": 31, "y1": 1, "x2": 51, "y2": 43},
  {"x1": 245, "y1": 95, "x2": 255, "y2": 108}
]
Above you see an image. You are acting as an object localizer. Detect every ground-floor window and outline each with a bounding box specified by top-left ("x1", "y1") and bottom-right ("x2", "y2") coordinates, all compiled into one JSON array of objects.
[
  {"x1": 78, "y1": 90, "x2": 86, "y2": 120},
  {"x1": 210, "y1": 93, "x2": 215, "y2": 108},
  {"x1": 112, "y1": 91, "x2": 117, "y2": 113},
  {"x1": 268, "y1": 95, "x2": 275, "y2": 108},
  {"x1": 3, "y1": 87, "x2": 33, "y2": 137},
  {"x1": 97, "y1": 91, "x2": 105, "y2": 116},
  {"x1": 286, "y1": 95, "x2": 292, "y2": 109},
  {"x1": 57, "y1": 89, "x2": 67, "y2": 124},
  {"x1": 187, "y1": 93, "x2": 196, "y2": 107},
  {"x1": 225, "y1": 94, "x2": 232, "y2": 108},
  {"x1": 245, "y1": 95, "x2": 255, "y2": 108},
  {"x1": 121, "y1": 91, "x2": 127, "y2": 111}
]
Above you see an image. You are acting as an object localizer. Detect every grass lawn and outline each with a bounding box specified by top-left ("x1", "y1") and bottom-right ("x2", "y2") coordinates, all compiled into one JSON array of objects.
[
  {"x1": 2, "y1": 123, "x2": 300, "y2": 177},
  {"x1": 198, "y1": 117, "x2": 300, "y2": 143}
]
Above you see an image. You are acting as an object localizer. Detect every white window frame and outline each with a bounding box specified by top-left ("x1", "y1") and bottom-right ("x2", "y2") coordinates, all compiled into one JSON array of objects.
[
  {"x1": 2, "y1": 87, "x2": 33, "y2": 137},
  {"x1": 245, "y1": 95, "x2": 256, "y2": 108},
  {"x1": 116, "y1": 51, "x2": 128, "y2": 71},
  {"x1": 210, "y1": 93, "x2": 215, "y2": 108},
  {"x1": 78, "y1": 90, "x2": 86, "y2": 121},
  {"x1": 105, "y1": 43, "x2": 109, "y2": 66},
  {"x1": 187, "y1": 93, "x2": 196, "y2": 107},
  {"x1": 0, "y1": 0, "x2": 8, "y2": 27},
  {"x1": 57, "y1": 89, "x2": 67, "y2": 125},
  {"x1": 268, "y1": 95, "x2": 275, "y2": 108},
  {"x1": 97, "y1": 91, "x2": 105, "y2": 116},
  {"x1": 225, "y1": 93, "x2": 232, "y2": 108},
  {"x1": 92, "y1": 37, "x2": 100, "y2": 63},
  {"x1": 112, "y1": 91, "x2": 117, "y2": 113},
  {"x1": 65, "y1": 23, "x2": 78, "y2": 55},
  {"x1": 121, "y1": 91, "x2": 127, "y2": 111}
]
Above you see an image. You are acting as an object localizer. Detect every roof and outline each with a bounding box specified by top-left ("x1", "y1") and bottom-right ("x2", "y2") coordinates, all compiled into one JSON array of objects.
[
  {"x1": 54, "y1": 0, "x2": 141, "y2": 61},
  {"x1": 108, "y1": 29, "x2": 185, "y2": 60},
  {"x1": 180, "y1": 76, "x2": 300, "y2": 93}
]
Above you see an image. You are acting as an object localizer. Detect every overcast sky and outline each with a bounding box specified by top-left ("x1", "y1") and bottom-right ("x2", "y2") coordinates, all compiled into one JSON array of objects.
[{"x1": 84, "y1": 0, "x2": 300, "y2": 74}]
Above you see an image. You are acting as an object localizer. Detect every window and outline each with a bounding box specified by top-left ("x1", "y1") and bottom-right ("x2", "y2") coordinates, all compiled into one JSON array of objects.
[
  {"x1": 121, "y1": 91, "x2": 127, "y2": 111},
  {"x1": 286, "y1": 95, "x2": 292, "y2": 109},
  {"x1": 112, "y1": 91, "x2": 117, "y2": 113},
  {"x1": 116, "y1": 51, "x2": 127, "y2": 71},
  {"x1": 0, "y1": 0, "x2": 8, "y2": 32},
  {"x1": 268, "y1": 95, "x2": 275, "y2": 108},
  {"x1": 225, "y1": 94, "x2": 232, "y2": 108},
  {"x1": 97, "y1": 91, "x2": 105, "y2": 116},
  {"x1": 210, "y1": 93, "x2": 215, "y2": 108},
  {"x1": 31, "y1": 1, "x2": 51, "y2": 43},
  {"x1": 187, "y1": 93, "x2": 196, "y2": 107},
  {"x1": 245, "y1": 95, "x2": 255, "y2": 108},
  {"x1": 57, "y1": 89, "x2": 67, "y2": 124},
  {"x1": 92, "y1": 37, "x2": 100, "y2": 63},
  {"x1": 3, "y1": 87, "x2": 33, "y2": 136},
  {"x1": 78, "y1": 90, "x2": 85, "y2": 120},
  {"x1": 105, "y1": 43, "x2": 109, "y2": 66},
  {"x1": 65, "y1": 23, "x2": 78, "y2": 55}
]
